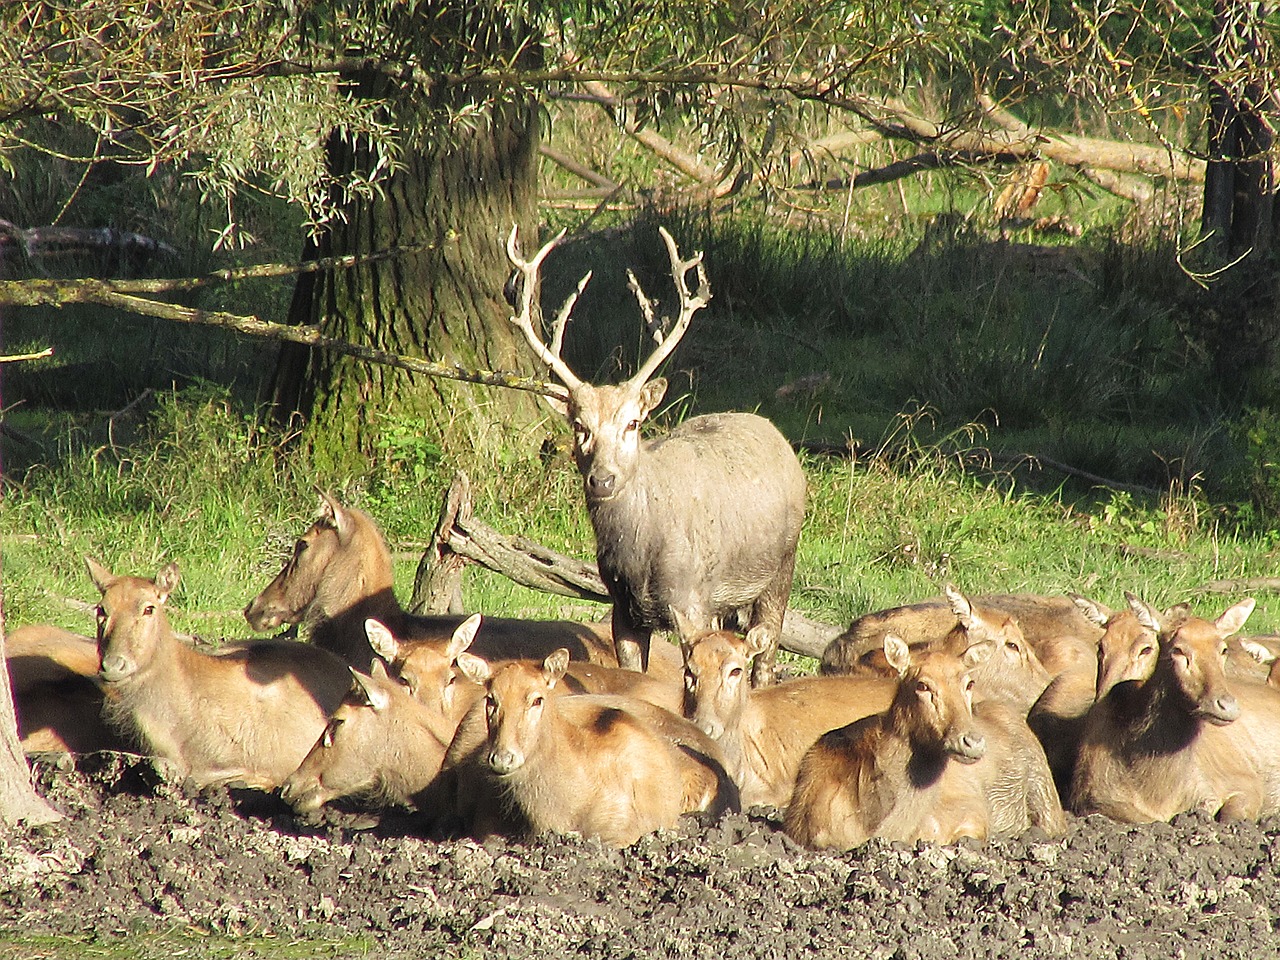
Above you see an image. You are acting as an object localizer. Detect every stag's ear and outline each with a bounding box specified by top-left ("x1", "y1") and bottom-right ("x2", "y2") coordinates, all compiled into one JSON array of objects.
[
  {"x1": 456, "y1": 653, "x2": 491, "y2": 686},
  {"x1": 637, "y1": 378, "x2": 667, "y2": 418},
  {"x1": 1216, "y1": 598, "x2": 1256, "y2": 638},
  {"x1": 85, "y1": 557, "x2": 116, "y2": 593},
  {"x1": 1070, "y1": 593, "x2": 1111, "y2": 629},
  {"x1": 883, "y1": 634, "x2": 912, "y2": 676},
  {"x1": 543, "y1": 648, "x2": 570, "y2": 684},
  {"x1": 364, "y1": 618, "x2": 400, "y2": 662},
  {"x1": 154, "y1": 562, "x2": 180, "y2": 601},
  {"x1": 448, "y1": 614, "x2": 482, "y2": 660},
  {"x1": 542, "y1": 393, "x2": 569, "y2": 419}
]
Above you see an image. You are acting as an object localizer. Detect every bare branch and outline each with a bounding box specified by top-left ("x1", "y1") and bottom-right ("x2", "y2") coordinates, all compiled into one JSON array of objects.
[{"x1": 0, "y1": 278, "x2": 569, "y2": 402}]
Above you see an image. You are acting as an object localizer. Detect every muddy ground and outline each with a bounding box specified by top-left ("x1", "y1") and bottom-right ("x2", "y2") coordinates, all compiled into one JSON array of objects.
[{"x1": 3, "y1": 751, "x2": 1280, "y2": 958}]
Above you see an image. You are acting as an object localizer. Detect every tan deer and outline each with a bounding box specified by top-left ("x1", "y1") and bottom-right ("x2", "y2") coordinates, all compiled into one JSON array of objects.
[
  {"x1": 90, "y1": 558, "x2": 351, "y2": 789},
  {"x1": 244, "y1": 492, "x2": 683, "y2": 682},
  {"x1": 456, "y1": 649, "x2": 739, "y2": 846},
  {"x1": 505, "y1": 225, "x2": 807, "y2": 685},
  {"x1": 1070, "y1": 595, "x2": 1280, "y2": 823},
  {"x1": 785, "y1": 634, "x2": 1065, "y2": 850},
  {"x1": 678, "y1": 622, "x2": 895, "y2": 809}
]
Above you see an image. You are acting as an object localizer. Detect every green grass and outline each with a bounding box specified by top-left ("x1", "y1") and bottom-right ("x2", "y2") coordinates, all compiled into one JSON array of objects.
[
  {"x1": 5, "y1": 381, "x2": 1278, "y2": 654},
  {"x1": 0, "y1": 932, "x2": 382, "y2": 959}
]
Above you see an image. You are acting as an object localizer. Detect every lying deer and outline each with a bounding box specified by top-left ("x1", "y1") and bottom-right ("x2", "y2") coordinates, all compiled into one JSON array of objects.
[
  {"x1": 824, "y1": 585, "x2": 1054, "y2": 714},
  {"x1": 457, "y1": 649, "x2": 739, "y2": 846},
  {"x1": 785, "y1": 634, "x2": 1065, "y2": 850},
  {"x1": 822, "y1": 589, "x2": 1102, "y2": 679},
  {"x1": 1070, "y1": 595, "x2": 1280, "y2": 823},
  {"x1": 6, "y1": 623, "x2": 127, "y2": 754},
  {"x1": 281, "y1": 655, "x2": 454, "y2": 814},
  {"x1": 505, "y1": 225, "x2": 806, "y2": 685},
  {"x1": 90, "y1": 558, "x2": 351, "y2": 789},
  {"x1": 678, "y1": 622, "x2": 894, "y2": 808},
  {"x1": 244, "y1": 491, "x2": 683, "y2": 681}
]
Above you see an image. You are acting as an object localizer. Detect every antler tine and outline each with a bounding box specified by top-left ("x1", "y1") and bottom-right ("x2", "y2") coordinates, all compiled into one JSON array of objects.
[
  {"x1": 505, "y1": 224, "x2": 584, "y2": 392},
  {"x1": 627, "y1": 226, "x2": 712, "y2": 388}
]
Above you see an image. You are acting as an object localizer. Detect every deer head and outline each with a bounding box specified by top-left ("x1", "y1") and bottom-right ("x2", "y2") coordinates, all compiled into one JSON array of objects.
[{"x1": 505, "y1": 225, "x2": 711, "y2": 502}]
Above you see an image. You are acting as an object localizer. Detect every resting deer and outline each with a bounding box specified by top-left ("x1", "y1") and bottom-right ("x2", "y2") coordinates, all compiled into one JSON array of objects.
[
  {"x1": 457, "y1": 649, "x2": 739, "y2": 846},
  {"x1": 505, "y1": 225, "x2": 806, "y2": 685},
  {"x1": 785, "y1": 634, "x2": 1065, "y2": 850}
]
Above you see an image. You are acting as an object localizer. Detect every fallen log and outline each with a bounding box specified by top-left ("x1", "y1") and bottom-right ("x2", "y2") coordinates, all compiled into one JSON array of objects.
[{"x1": 409, "y1": 471, "x2": 840, "y2": 660}]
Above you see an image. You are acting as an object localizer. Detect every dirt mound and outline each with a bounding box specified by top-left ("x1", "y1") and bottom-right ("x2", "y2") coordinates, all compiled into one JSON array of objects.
[{"x1": 2, "y1": 752, "x2": 1279, "y2": 957}]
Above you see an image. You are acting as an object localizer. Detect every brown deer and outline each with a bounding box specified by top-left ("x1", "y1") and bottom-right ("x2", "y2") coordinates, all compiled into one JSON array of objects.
[
  {"x1": 825, "y1": 585, "x2": 1054, "y2": 714},
  {"x1": 1069, "y1": 594, "x2": 1280, "y2": 823},
  {"x1": 5, "y1": 624, "x2": 128, "y2": 754},
  {"x1": 1028, "y1": 594, "x2": 1179, "y2": 798},
  {"x1": 678, "y1": 622, "x2": 895, "y2": 808},
  {"x1": 456, "y1": 649, "x2": 739, "y2": 846},
  {"x1": 244, "y1": 492, "x2": 683, "y2": 682},
  {"x1": 505, "y1": 225, "x2": 807, "y2": 685},
  {"x1": 821, "y1": 589, "x2": 1102, "y2": 679},
  {"x1": 280, "y1": 657, "x2": 454, "y2": 814},
  {"x1": 90, "y1": 558, "x2": 352, "y2": 789},
  {"x1": 785, "y1": 635, "x2": 1065, "y2": 850}
]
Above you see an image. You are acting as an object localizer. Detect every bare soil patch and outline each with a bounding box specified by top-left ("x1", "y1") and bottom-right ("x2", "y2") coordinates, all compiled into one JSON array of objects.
[{"x1": 3, "y1": 752, "x2": 1280, "y2": 958}]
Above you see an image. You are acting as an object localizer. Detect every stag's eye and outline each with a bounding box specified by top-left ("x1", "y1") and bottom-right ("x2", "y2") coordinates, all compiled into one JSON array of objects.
[
  {"x1": 142, "y1": 604, "x2": 155, "y2": 616},
  {"x1": 95, "y1": 606, "x2": 106, "y2": 621},
  {"x1": 530, "y1": 695, "x2": 544, "y2": 708},
  {"x1": 625, "y1": 419, "x2": 641, "y2": 435},
  {"x1": 728, "y1": 666, "x2": 743, "y2": 681}
]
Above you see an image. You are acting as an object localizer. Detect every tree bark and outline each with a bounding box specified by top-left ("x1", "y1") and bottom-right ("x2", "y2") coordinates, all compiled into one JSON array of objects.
[
  {"x1": 0, "y1": 318, "x2": 63, "y2": 827},
  {"x1": 270, "y1": 15, "x2": 547, "y2": 467}
]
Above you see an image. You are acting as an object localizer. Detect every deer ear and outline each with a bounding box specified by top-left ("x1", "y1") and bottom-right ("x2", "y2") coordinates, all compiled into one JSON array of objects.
[
  {"x1": 364, "y1": 618, "x2": 400, "y2": 662},
  {"x1": 542, "y1": 394, "x2": 569, "y2": 418},
  {"x1": 743, "y1": 626, "x2": 771, "y2": 658},
  {"x1": 456, "y1": 653, "x2": 491, "y2": 686},
  {"x1": 670, "y1": 608, "x2": 700, "y2": 642},
  {"x1": 154, "y1": 562, "x2": 180, "y2": 601},
  {"x1": 448, "y1": 614, "x2": 482, "y2": 659},
  {"x1": 85, "y1": 557, "x2": 116, "y2": 593},
  {"x1": 637, "y1": 378, "x2": 667, "y2": 417},
  {"x1": 962, "y1": 639, "x2": 994, "y2": 667},
  {"x1": 1125, "y1": 592, "x2": 1162, "y2": 634},
  {"x1": 1216, "y1": 598, "x2": 1256, "y2": 638},
  {"x1": 945, "y1": 584, "x2": 974, "y2": 627},
  {"x1": 351, "y1": 670, "x2": 391, "y2": 712},
  {"x1": 544, "y1": 648, "x2": 570, "y2": 683},
  {"x1": 1070, "y1": 593, "x2": 1111, "y2": 629},
  {"x1": 883, "y1": 634, "x2": 912, "y2": 676}
]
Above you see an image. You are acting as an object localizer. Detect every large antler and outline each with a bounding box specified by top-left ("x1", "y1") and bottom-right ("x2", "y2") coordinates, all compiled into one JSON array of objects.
[
  {"x1": 626, "y1": 226, "x2": 712, "y2": 388},
  {"x1": 505, "y1": 224, "x2": 590, "y2": 393}
]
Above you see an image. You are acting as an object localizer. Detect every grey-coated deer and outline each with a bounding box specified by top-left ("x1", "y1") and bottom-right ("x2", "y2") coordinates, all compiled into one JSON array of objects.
[
  {"x1": 245, "y1": 492, "x2": 683, "y2": 682},
  {"x1": 785, "y1": 635, "x2": 1065, "y2": 850},
  {"x1": 90, "y1": 558, "x2": 352, "y2": 789},
  {"x1": 505, "y1": 225, "x2": 807, "y2": 685},
  {"x1": 457, "y1": 649, "x2": 739, "y2": 846}
]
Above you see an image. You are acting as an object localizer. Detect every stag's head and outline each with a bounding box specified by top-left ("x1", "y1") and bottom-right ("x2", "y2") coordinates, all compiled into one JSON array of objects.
[{"x1": 505, "y1": 225, "x2": 710, "y2": 503}]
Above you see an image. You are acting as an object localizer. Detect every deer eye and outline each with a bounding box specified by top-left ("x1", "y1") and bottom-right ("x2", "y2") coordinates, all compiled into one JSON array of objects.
[
  {"x1": 625, "y1": 419, "x2": 641, "y2": 435},
  {"x1": 95, "y1": 606, "x2": 106, "y2": 621},
  {"x1": 530, "y1": 695, "x2": 544, "y2": 708},
  {"x1": 728, "y1": 666, "x2": 743, "y2": 680},
  {"x1": 965, "y1": 678, "x2": 976, "y2": 693},
  {"x1": 142, "y1": 605, "x2": 155, "y2": 616}
]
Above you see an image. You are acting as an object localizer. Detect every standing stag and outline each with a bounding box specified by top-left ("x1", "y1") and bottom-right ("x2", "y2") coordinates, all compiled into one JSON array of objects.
[{"x1": 505, "y1": 225, "x2": 807, "y2": 685}]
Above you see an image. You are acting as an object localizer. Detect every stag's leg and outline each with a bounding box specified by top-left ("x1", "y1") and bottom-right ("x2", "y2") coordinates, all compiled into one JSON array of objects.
[
  {"x1": 746, "y1": 552, "x2": 797, "y2": 687},
  {"x1": 611, "y1": 606, "x2": 651, "y2": 672}
]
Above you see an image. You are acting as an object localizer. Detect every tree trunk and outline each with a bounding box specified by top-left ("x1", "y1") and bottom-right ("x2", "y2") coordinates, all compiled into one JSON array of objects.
[
  {"x1": 269, "y1": 16, "x2": 546, "y2": 468},
  {"x1": 0, "y1": 314, "x2": 63, "y2": 827},
  {"x1": 1202, "y1": 1, "x2": 1277, "y2": 258}
]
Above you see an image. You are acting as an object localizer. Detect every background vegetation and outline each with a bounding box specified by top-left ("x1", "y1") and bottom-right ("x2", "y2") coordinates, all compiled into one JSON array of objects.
[{"x1": 3, "y1": 1, "x2": 1280, "y2": 646}]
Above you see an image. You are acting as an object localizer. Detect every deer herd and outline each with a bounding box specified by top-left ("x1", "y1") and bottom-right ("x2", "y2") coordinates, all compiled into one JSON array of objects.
[{"x1": 11, "y1": 226, "x2": 1280, "y2": 854}]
